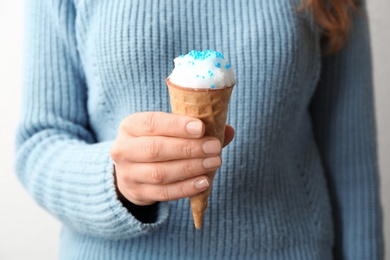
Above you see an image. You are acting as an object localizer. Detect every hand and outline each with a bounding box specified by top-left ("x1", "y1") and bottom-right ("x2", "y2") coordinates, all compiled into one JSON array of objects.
[{"x1": 111, "y1": 112, "x2": 234, "y2": 206}]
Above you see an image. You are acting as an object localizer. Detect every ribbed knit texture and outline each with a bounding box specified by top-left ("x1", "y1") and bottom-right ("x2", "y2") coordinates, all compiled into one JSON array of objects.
[{"x1": 15, "y1": 0, "x2": 383, "y2": 259}]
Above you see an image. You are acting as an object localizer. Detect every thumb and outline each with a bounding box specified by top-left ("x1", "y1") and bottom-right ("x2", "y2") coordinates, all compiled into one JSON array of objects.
[{"x1": 223, "y1": 124, "x2": 235, "y2": 148}]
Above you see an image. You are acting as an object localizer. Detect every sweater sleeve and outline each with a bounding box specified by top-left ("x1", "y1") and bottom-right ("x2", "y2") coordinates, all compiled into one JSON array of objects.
[
  {"x1": 309, "y1": 4, "x2": 383, "y2": 260},
  {"x1": 15, "y1": 0, "x2": 169, "y2": 239}
]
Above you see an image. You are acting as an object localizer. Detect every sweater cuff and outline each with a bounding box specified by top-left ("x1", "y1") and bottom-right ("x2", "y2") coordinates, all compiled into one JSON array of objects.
[
  {"x1": 100, "y1": 153, "x2": 169, "y2": 239},
  {"x1": 113, "y1": 167, "x2": 160, "y2": 224}
]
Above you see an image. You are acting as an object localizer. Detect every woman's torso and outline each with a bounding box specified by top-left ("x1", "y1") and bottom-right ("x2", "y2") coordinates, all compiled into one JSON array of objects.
[{"x1": 62, "y1": 0, "x2": 334, "y2": 258}]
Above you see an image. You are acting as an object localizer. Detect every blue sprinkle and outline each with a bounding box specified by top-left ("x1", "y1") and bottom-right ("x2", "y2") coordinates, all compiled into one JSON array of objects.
[
  {"x1": 187, "y1": 50, "x2": 225, "y2": 60},
  {"x1": 180, "y1": 54, "x2": 185, "y2": 58},
  {"x1": 215, "y1": 52, "x2": 225, "y2": 59},
  {"x1": 202, "y1": 76, "x2": 205, "y2": 79},
  {"x1": 211, "y1": 85, "x2": 215, "y2": 89},
  {"x1": 225, "y1": 63, "x2": 231, "y2": 69},
  {"x1": 196, "y1": 75, "x2": 199, "y2": 78},
  {"x1": 192, "y1": 62, "x2": 195, "y2": 65},
  {"x1": 215, "y1": 63, "x2": 221, "y2": 68}
]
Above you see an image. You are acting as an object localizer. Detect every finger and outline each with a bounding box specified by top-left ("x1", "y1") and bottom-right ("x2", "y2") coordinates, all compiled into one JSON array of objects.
[
  {"x1": 223, "y1": 124, "x2": 235, "y2": 147},
  {"x1": 130, "y1": 156, "x2": 222, "y2": 184},
  {"x1": 139, "y1": 176, "x2": 211, "y2": 204},
  {"x1": 121, "y1": 112, "x2": 205, "y2": 138},
  {"x1": 126, "y1": 136, "x2": 222, "y2": 162}
]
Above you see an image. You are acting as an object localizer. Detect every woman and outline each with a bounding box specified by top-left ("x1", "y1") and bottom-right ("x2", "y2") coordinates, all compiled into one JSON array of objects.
[{"x1": 16, "y1": 0, "x2": 383, "y2": 259}]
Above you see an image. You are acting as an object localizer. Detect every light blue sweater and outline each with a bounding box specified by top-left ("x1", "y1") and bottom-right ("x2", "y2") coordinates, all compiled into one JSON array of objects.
[{"x1": 16, "y1": 0, "x2": 383, "y2": 259}]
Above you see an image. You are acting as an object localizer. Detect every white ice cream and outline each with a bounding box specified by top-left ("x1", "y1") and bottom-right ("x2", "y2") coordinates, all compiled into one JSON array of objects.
[{"x1": 168, "y1": 50, "x2": 236, "y2": 89}]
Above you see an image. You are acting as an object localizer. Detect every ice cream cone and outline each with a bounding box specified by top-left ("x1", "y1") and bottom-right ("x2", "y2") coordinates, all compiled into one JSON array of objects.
[{"x1": 166, "y1": 78, "x2": 234, "y2": 229}]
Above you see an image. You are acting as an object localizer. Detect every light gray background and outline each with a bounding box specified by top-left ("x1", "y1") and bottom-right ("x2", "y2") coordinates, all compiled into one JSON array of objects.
[{"x1": 0, "y1": 1, "x2": 388, "y2": 259}]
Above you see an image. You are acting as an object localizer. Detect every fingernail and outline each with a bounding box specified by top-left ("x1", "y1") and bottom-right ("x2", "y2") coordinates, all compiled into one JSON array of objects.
[
  {"x1": 186, "y1": 121, "x2": 203, "y2": 135},
  {"x1": 202, "y1": 140, "x2": 221, "y2": 154},
  {"x1": 203, "y1": 156, "x2": 221, "y2": 169},
  {"x1": 195, "y1": 178, "x2": 209, "y2": 189}
]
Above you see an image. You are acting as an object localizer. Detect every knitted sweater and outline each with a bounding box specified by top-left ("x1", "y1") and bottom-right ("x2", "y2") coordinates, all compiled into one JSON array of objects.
[{"x1": 16, "y1": 0, "x2": 383, "y2": 259}]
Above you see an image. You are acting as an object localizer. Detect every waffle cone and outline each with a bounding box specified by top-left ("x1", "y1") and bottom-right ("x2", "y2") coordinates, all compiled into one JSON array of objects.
[{"x1": 166, "y1": 79, "x2": 234, "y2": 229}]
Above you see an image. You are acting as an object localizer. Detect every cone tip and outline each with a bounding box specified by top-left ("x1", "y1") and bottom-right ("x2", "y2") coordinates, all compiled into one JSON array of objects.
[{"x1": 194, "y1": 217, "x2": 203, "y2": 229}]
